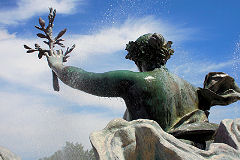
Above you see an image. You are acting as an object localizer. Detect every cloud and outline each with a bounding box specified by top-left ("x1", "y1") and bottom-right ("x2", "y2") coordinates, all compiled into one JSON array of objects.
[
  {"x1": 0, "y1": 29, "x2": 16, "y2": 40},
  {"x1": 58, "y1": 85, "x2": 126, "y2": 112},
  {"x1": 0, "y1": 91, "x2": 113, "y2": 159},
  {"x1": 70, "y1": 16, "x2": 195, "y2": 61},
  {"x1": 208, "y1": 102, "x2": 240, "y2": 123},
  {"x1": 0, "y1": 0, "x2": 85, "y2": 25},
  {"x1": 0, "y1": 33, "x2": 50, "y2": 91},
  {"x1": 167, "y1": 50, "x2": 238, "y2": 86}
]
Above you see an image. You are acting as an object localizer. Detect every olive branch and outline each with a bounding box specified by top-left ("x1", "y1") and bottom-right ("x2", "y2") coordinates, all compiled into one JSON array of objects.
[{"x1": 24, "y1": 8, "x2": 75, "y2": 91}]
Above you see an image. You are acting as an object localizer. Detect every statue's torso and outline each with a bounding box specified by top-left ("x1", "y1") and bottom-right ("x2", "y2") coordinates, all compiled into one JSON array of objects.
[{"x1": 123, "y1": 67, "x2": 206, "y2": 131}]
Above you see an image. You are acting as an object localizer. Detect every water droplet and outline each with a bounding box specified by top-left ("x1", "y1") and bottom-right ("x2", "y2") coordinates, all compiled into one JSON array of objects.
[{"x1": 232, "y1": 39, "x2": 240, "y2": 82}]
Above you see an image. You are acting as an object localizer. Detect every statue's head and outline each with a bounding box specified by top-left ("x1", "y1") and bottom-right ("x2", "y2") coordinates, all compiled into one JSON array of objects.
[{"x1": 125, "y1": 33, "x2": 174, "y2": 72}]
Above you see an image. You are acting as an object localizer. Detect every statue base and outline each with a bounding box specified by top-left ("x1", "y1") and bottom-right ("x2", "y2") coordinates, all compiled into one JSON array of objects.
[{"x1": 90, "y1": 118, "x2": 240, "y2": 160}]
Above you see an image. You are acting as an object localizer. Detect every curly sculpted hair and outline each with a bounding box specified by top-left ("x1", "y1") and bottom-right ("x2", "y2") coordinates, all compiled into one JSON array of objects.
[{"x1": 125, "y1": 33, "x2": 174, "y2": 66}]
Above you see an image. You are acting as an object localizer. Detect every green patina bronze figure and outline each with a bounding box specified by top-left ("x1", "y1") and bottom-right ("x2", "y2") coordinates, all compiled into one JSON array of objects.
[{"x1": 25, "y1": 8, "x2": 240, "y2": 149}]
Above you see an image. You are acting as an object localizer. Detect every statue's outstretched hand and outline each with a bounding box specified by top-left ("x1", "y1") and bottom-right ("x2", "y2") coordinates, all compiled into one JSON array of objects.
[
  {"x1": 45, "y1": 45, "x2": 75, "y2": 71},
  {"x1": 24, "y1": 8, "x2": 75, "y2": 91},
  {"x1": 46, "y1": 50, "x2": 64, "y2": 70}
]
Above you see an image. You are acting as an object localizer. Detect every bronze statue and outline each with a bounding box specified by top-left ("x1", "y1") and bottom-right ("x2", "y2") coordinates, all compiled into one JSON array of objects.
[{"x1": 24, "y1": 8, "x2": 240, "y2": 149}]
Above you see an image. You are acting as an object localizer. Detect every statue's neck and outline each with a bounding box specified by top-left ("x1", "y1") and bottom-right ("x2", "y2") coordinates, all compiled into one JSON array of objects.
[{"x1": 140, "y1": 64, "x2": 168, "y2": 72}]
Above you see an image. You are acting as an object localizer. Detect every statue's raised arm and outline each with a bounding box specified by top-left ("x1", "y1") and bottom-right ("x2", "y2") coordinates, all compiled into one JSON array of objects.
[{"x1": 47, "y1": 50, "x2": 138, "y2": 97}]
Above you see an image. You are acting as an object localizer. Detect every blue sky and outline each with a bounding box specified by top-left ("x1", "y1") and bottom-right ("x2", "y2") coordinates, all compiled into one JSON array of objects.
[{"x1": 0, "y1": 0, "x2": 240, "y2": 159}]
